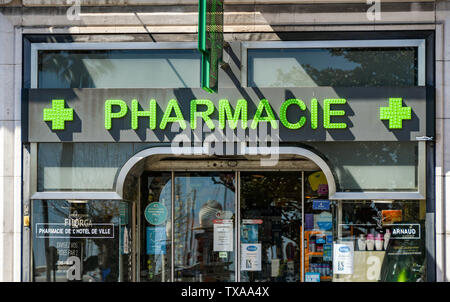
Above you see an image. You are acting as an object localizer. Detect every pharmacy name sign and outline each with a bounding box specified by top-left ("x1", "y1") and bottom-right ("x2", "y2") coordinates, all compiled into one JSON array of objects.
[{"x1": 26, "y1": 87, "x2": 429, "y2": 142}]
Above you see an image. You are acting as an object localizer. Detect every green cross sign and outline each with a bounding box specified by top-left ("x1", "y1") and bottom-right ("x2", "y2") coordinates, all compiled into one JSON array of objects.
[
  {"x1": 379, "y1": 98, "x2": 411, "y2": 129},
  {"x1": 43, "y1": 99, "x2": 74, "y2": 130}
]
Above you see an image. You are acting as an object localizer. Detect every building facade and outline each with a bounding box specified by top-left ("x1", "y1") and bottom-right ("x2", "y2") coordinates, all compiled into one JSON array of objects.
[{"x1": 0, "y1": 0, "x2": 449, "y2": 282}]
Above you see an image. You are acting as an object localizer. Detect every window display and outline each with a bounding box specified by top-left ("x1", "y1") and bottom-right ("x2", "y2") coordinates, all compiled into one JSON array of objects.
[
  {"x1": 303, "y1": 171, "x2": 335, "y2": 282},
  {"x1": 334, "y1": 200, "x2": 426, "y2": 282},
  {"x1": 31, "y1": 173, "x2": 427, "y2": 282}
]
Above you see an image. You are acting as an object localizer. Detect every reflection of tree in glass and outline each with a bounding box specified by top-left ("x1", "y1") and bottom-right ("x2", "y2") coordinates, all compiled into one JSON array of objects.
[
  {"x1": 309, "y1": 142, "x2": 412, "y2": 191},
  {"x1": 241, "y1": 174, "x2": 302, "y2": 236},
  {"x1": 82, "y1": 201, "x2": 120, "y2": 282},
  {"x1": 211, "y1": 174, "x2": 236, "y2": 193},
  {"x1": 39, "y1": 50, "x2": 115, "y2": 88},
  {"x1": 274, "y1": 48, "x2": 417, "y2": 87}
]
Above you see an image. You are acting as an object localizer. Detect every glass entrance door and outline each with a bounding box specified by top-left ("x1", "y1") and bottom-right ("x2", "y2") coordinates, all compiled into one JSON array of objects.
[
  {"x1": 173, "y1": 172, "x2": 236, "y2": 282},
  {"x1": 138, "y1": 169, "x2": 333, "y2": 282},
  {"x1": 239, "y1": 172, "x2": 303, "y2": 282}
]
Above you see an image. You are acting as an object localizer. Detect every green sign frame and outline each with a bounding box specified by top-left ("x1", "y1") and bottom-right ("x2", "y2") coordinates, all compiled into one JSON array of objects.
[{"x1": 198, "y1": 0, "x2": 224, "y2": 93}]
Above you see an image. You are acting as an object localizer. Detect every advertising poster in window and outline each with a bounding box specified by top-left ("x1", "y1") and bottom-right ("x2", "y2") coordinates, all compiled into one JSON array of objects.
[
  {"x1": 305, "y1": 272, "x2": 321, "y2": 282},
  {"x1": 213, "y1": 219, "x2": 233, "y2": 252},
  {"x1": 146, "y1": 226, "x2": 166, "y2": 255},
  {"x1": 333, "y1": 242, "x2": 354, "y2": 275},
  {"x1": 241, "y1": 243, "x2": 262, "y2": 271},
  {"x1": 240, "y1": 224, "x2": 258, "y2": 243}
]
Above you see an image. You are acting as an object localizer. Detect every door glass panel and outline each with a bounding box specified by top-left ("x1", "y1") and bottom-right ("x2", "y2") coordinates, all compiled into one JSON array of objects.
[
  {"x1": 174, "y1": 172, "x2": 236, "y2": 282},
  {"x1": 140, "y1": 172, "x2": 172, "y2": 282},
  {"x1": 119, "y1": 201, "x2": 134, "y2": 282},
  {"x1": 240, "y1": 172, "x2": 303, "y2": 282}
]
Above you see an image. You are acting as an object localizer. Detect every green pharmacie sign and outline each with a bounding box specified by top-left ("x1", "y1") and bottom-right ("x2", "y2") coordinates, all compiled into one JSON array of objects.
[
  {"x1": 45, "y1": 97, "x2": 409, "y2": 131},
  {"x1": 26, "y1": 87, "x2": 431, "y2": 142}
]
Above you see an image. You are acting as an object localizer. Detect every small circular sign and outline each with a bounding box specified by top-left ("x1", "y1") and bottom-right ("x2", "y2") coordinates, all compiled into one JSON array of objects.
[{"x1": 144, "y1": 202, "x2": 168, "y2": 225}]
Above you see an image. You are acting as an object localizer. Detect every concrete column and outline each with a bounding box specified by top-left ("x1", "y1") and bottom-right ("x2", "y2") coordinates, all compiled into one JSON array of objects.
[
  {"x1": 436, "y1": 0, "x2": 450, "y2": 283},
  {"x1": 0, "y1": 11, "x2": 21, "y2": 282}
]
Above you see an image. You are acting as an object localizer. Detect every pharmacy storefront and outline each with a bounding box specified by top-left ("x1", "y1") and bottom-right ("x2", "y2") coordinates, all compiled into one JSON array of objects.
[{"x1": 23, "y1": 32, "x2": 435, "y2": 282}]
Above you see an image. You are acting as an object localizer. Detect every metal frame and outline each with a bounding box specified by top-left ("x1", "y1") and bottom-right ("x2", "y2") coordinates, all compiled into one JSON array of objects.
[
  {"x1": 235, "y1": 170, "x2": 240, "y2": 282},
  {"x1": 135, "y1": 176, "x2": 141, "y2": 282},
  {"x1": 22, "y1": 144, "x2": 32, "y2": 282},
  {"x1": 170, "y1": 171, "x2": 175, "y2": 282},
  {"x1": 301, "y1": 171, "x2": 305, "y2": 282},
  {"x1": 114, "y1": 146, "x2": 337, "y2": 199},
  {"x1": 241, "y1": 39, "x2": 426, "y2": 87},
  {"x1": 30, "y1": 42, "x2": 198, "y2": 89}
]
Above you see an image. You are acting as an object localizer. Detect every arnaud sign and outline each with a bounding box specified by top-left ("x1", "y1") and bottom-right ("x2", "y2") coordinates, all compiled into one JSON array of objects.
[{"x1": 26, "y1": 87, "x2": 429, "y2": 142}]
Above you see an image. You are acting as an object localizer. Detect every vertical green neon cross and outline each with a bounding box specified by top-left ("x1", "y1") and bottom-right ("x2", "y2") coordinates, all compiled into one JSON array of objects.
[
  {"x1": 379, "y1": 98, "x2": 411, "y2": 129},
  {"x1": 43, "y1": 99, "x2": 74, "y2": 130}
]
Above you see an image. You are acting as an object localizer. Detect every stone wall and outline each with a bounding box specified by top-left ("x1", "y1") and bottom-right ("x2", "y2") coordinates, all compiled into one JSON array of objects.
[{"x1": 436, "y1": 0, "x2": 450, "y2": 283}]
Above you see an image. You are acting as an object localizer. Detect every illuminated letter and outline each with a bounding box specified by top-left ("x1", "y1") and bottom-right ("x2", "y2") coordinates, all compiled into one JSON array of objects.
[
  {"x1": 250, "y1": 99, "x2": 278, "y2": 129},
  {"x1": 279, "y1": 98, "x2": 306, "y2": 129},
  {"x1": 219, "y1": 99, "x2": 248, "y2": 129},
  {"x1": 131, "y1": 99, "x2": 157, "y2": 130},
  {"x1": 105, "y1": 99, "x2": 127, "y2": 130},
  {"x1": 190, "y1": 99, "x2": 215, "y2": 130},
  {"x1": 323, "y1": 98, "x2": 347, "y2": 129},
  {"x1": 310, "y1": 98, "x2": 318, "y2": 129},
  {"x1": 160, "y1": 99, "x2": 186, "y2": 130}
]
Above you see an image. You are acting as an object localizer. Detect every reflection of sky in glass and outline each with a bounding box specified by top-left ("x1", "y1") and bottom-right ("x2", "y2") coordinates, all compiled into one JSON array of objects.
[
  {"x1": 308, "y1": 142, "x2": 417, "y2": 191},
  {"x1": 250, "y1": 48, "x2": 361, "y2": 71},
  {"x1": 175, "y1": 175, "x2": 235, "y2": 227},
  {"x1": 174, "y1": 173, "x2": 235, "y2": 277},
  {"x1": 157, "y1": 179, "x2": 172, "y2": 207}
]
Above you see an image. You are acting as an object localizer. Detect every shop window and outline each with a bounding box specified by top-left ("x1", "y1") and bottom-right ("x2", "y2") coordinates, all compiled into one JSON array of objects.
[
  {"x1": 36, "y1": 48, "x2": 201, "y2": 89},
  {"x1": 31, "y1": 199, "x2": 133, "y2": 282},
  {"x1": 334, "y1": 200, "x2": 426, "y2": 282},
  {"x1": 247, "y1": 44, "x2": 424, "y2": 87}
]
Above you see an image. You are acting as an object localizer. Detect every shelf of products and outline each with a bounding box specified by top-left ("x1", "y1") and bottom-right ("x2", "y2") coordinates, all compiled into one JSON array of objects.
[{"x1": 303, "y1": 230, "x2": 333, "y2": 281}]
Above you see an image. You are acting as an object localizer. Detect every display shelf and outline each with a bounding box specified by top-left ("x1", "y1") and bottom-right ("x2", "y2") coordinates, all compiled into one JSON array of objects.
[{"x1": 303, "y1": 230, "x2": 333, "y2": 281}]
